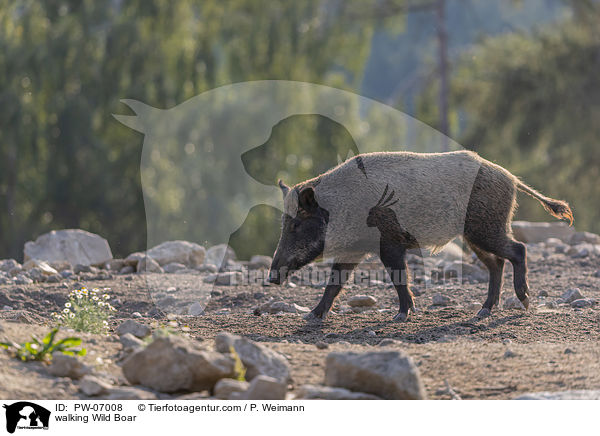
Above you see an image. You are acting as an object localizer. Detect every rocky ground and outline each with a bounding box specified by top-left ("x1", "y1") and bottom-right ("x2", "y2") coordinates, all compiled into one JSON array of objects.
[{"x1": 1, "y1": 227, "x2": 599, "y2": 400}]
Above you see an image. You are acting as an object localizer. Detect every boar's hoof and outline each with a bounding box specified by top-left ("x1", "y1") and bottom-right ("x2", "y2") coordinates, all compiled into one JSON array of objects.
[
  {"x1": 520, "y1": 297, "x2": 530, "y2": 310},
  {"x1": 476, "y1": 307, "x2": 491, "y2": 319},
  {"x1": 304, "y1": 311, "x2": 326, "y2": 322},
  {"x1": 392, "y1": 312, "x2": 409, "y2": 323}
]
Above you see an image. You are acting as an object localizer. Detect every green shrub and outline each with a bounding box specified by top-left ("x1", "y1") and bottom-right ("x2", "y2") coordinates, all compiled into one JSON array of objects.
[{"x1": 0, "y1": 328, "x2": 86, "y2": 362}]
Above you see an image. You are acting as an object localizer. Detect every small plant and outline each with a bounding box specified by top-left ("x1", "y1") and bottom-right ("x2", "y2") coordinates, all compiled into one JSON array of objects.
[
  {"x1": 230, "y1": 345, "x2": 247, "y2": 382},
  {"x1": 52, "y1": 287, "x2": 116, "y2": 334},
  {"x1": 0, "y1": 328, "x2": 86, "y2": 362}
]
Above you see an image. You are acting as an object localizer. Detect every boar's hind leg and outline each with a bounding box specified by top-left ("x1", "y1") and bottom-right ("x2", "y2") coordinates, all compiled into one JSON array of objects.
[
  {"x1": 466, "y1": 241, "x2": 505, "y2": 318},
  {"x1": 305, "y1": 262, "x2": 357, "y2": 321},
  {"x1": 379, "y1": 240, "x2": 415, "y2": 322},
  {"x1": 493, "y1": 238, "x2": 530, "y2": 309}
]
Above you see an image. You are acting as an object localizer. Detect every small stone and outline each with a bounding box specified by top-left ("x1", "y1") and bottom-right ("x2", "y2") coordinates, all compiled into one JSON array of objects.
[
  {"x1": 432, "y1": 294, "x2": 453, "y2": 306},
  {"x1": 46, "y1": 274, "x2": 61, "y2": 283},
  {"x1": 163, "y1": 262, "x2": 186, "y2": 274},
  {"x1": 502, "y1": 338, "x2": 512, "y2": 345},
  {"x1": 325, "y1": 351, "x2": 425, "y2": 400},
  {"x1": 215, "y1": 332, "x2": 291, "y2": 383},
  {"x1": 378, "y1": 339, "x2": 403, "y2": 347},
  {"x1": 60, "y1": 270, "x2": 74, "y2": 278},
  {"x1": 74, "y1": 264, "x2": 93, "y2": 274},
  {"x1": 120, "y1": 333, "x2": 144, "y2": 350},
  {"x1": 119, "y1": 266, "x2": 135, "y2": 275},
  {"x1": 79, "y1": 375, "x2": 112, "y2": 396},
  {"x1": 503, "y1": 297, "x2": 525, "y2": 310},
  {"x1": 248, "y1": 255, "x2": 272, "y2": 270},
  {"x1": 136, "y1": 256, "x2": 163, "y2": 273},
  {"x1": 0, "y1": 259, "x2": 20, "y2": 272},
  {"x1": 564, "y1": 348, "x2": 575, "y2": 354},
  {"x1": 347, "y1": 295, "x2": 377, "y2": 307},
  {"x1": 367, "y1": 330, "x2": 377, "y2": 337},
  {"x1": 315, "y1": 341, "x2": 329, "y2": 350},
  {"x1": 538, "y1": 290, "x2": 549, "y2": 297},
  {"x1": 100, "y1": 386, "x2": 158, "y2": 400},
  {"x1": 253, "y1": 300, "x2": 310, "y2": 315},
  {"x1": 47, "y1": 353, "x2": 92, "y2": 379},
  {"x1": 504, "y1": 349, "x2": 516, "y2": 358},
  {"x1": 466, "y1": 301, "x2": 483, "y2": 312},
  {"x1": 560, "y1": 288, "x2": 584, "y2": 304},
  {"x1": 14, "y1": 274, "x2": 33, "y2": 285},
  {"x1": 214, "y1": 378, "x2": 250, "y2": 400},
  {"x1": 116, "y1": 320, "x2": 151, "y2": 338},
  {"x1": 240, "y1": 375, "x2": 287, "y2": 400},
  {"x1": 188, "y1": 302, "x2": 205, "y2": 316},
  {"x1": 294, "y1": 384, "x2": 381, "y2": 400},
  {"x1": 131, "y1": 312, "x2": 142, "y2": 318},
  {"x1": 3, "y1": 305, "x2": 14, "y2": 311},
  {"x1": 570, "y1": 298, "x2": 594, "y2": 309},
  {"x1": 122, "y1": 335, "x2": 234, "y2": 393}
]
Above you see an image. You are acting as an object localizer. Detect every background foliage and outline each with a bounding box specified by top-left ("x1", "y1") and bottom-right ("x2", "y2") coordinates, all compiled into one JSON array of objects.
[{"x1": 0, "y1": 0, "x2": 597, "y2": 260}]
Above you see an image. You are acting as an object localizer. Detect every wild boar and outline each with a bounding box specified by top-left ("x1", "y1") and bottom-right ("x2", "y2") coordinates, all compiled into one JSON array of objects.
[{"x1": 268, "y1": 150, "x2": 573, "y2": 322}]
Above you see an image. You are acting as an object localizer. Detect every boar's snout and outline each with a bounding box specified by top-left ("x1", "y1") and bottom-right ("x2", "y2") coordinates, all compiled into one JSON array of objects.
[{"x1": 268, "y1": 255, "x2": 289, "y2": 285}]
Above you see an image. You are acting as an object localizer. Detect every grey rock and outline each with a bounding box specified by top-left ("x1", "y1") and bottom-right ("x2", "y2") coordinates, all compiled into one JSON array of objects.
[
  {"x1": 248, "y1": 255, "x2": 273, "y2": 270},
  {"x1": 120, "y1": 333, "x2": 145, "y2": 350},
  {"x1": 79, "y1": 375, "x2": 113, "y2": 396},
  {"x1": 325, "y1": 350, "x2": 425, "y2": 400},
  {"x1": 14, "y1": 274, "x2": 33, "y2": 285},
  {"x1": 163, "y1": 262, "x2": 186, "y2": 273},
  {"x1": 60, "y1": 270, "x2": 74, "y2": 278},
  {"x1": 146, "y1": 241, "x2": 206, "y2": 268},
  {"x1": 8, "y1": 266, "x2": 22, "y2": 276},
  {"x1": 254, "y1": 300, "x2": 310, "y2": 315},
  {"x1": 512, "y1": 221, "x2": 574, "y2": 244},
  {"x1": 197, "y1": 264, "x2": 218, "y2": 273},
  {"x1": 23, "y1": 259, "x2": 59, "y2": 276},
  {"x1": 3, "y1": 305, "x2": 14, "y2": 311},
  {"x1": 24, "y1": 229, "x2": 112, "y2": 266},
  {"x1": 560, "y1": 288, "x2": 584, "y2": 304},
  {"x1": 432, "y1": 294, "x2": 453, "y2": 306},
  {"x1": 569, "y1": 231, "x2": 600, "y2": 246},
  {"x1": 122, "y1": 335, "x2": 234, "y2": 393},
  {"x1": 74, "y1": 264, "x2": 93, "y2": 274},
  {"x1": 27, "y1": 267, "x2": 46, "y2": 282},
  {"x1": 0, "y1": 259, "x2": 20, "y2": 272},
  {"x1": 347, "y1": 295, "x2": 377, "y2": 308},
  {"x1": 570, "y1": 298, "x2": 594, "y2": 309},
  {"x1": 205, "y1": 244, "x2": 236, "y2": 268},
  {"x1": 514, "y1": 390, "x2": 600, "y2": 400},
  {"x1": 315, "y1": 341, "x2": 329, "y2": 349},
  {"x1": 215, "y1": 271, "x2": 243, "y2": 285},
  {"x1": 503, "y1": 296, "x2": 526, "y2": 310},
  {"x1": 47, "y1": 353, "x2": 92, "y2": 379},
  {"x1": 215, "y1": 332, "x2": 291, "y2": 383},
  {"x1": 238, "y1": 375, "x2": 287, "y2": 400},
  {"x1": 567, "y1": 244, "x2": 593, "y2": 258},
  {"x1": 136, "y1": 256, "x2": 163, "y2": 274},
  {"x1": 116, "y1": 320, "x2": 151, "y2": 339},
  {"x1": 119, "y1": 266, "x2": 135, "y2": 275},
  {"x1": 46, "y1": 274, "x2": 61, "y2": 283},
  {"x1": 294, "y1": 385, "x2": 381, "y2": 400},
  {"x1": 100, "y1": 386, "x2": 158, "y2": 400},
  {"x1": 124, "y1": 252, "x2": 146, "y2": 267},
  {"x1": 105, "y1": 259, "x2": 126, "y2": 271},
  {"x1": 378, "y1": 339, "x2": 403, "y2": 347},
  {"x1": 214, "y1": 378, "x2": 250, "y2": 400}
]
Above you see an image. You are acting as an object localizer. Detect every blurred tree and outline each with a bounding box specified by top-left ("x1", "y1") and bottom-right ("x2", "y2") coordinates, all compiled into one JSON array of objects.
[{"x1": 445, "y1": 3, "x2": 600, "y2": 232}]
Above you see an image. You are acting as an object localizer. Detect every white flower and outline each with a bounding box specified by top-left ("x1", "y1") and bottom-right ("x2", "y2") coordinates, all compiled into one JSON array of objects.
[
  {"x1": 69, "y1": 313, "x2": 75, "y2": 318},
  {"x1": 103, "y1": 294, "x2": 110, "y2": 300},
  {"x1": 30, "y1": 343, "x2": 38, "y2": 350},
  {"x1": 92, "y1": 296, "x2": 99, "y2": 301},
  {"x1": 63, "y1": 308, "x2": 70, "y2": 314},
  {"x1": 64, "y1": 302, "x2": 72, "y2": 308}
]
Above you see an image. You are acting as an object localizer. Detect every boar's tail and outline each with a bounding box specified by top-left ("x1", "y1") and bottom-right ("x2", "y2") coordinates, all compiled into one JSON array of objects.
[{"x1": 516, "y1": 180, "x2": 574, "y2": 226}]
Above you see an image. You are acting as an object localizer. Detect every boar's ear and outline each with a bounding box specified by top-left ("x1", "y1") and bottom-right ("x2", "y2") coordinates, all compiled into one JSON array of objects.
[
  {"x1": 298, "y1": 186, "x2": 318, "y2": 213},
  {"x1": 278, "y1": 179, "x2": 290, "y2": 199}
]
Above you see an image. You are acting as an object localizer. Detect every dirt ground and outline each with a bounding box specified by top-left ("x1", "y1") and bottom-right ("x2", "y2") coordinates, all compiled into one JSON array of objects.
[{"x1": 1, "y1": 249, "x2": 599, "y2": 400}]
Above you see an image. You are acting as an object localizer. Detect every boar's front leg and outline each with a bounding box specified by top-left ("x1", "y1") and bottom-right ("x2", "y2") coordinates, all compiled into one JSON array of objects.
[
  {"x1": 305, "y1": 261, "x2": 357, "y2": 321},
  {"x1": 379, "y1": 240, "x2": 415, "y2": 322}
]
